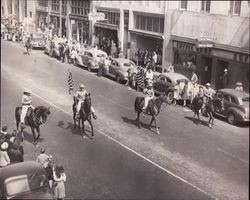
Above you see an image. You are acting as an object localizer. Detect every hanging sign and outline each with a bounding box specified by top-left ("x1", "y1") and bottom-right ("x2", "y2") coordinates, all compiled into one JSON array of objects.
[{"x1": 88, "y1": 12, "x2": 105, "y2": 21}]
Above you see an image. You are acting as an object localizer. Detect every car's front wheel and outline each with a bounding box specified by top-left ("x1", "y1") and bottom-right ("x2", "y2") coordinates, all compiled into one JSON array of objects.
[
  {"x1": 227, "y1": 112, "x2": 236, "y2": 125},
  {"x1": 87, "y1": 63, "x2": 92, "y2": 72},
  {"x1": 116, "y1": 74, "x2": 121, "y2": 83},
  {"x1": 167, "y1": 91, "x2": 174, "y2": 103}
]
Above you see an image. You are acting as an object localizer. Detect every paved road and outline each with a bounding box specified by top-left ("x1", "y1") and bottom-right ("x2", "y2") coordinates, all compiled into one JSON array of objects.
[{"x1": 1, "y1": 40, "x2": 249, "y2": 200}]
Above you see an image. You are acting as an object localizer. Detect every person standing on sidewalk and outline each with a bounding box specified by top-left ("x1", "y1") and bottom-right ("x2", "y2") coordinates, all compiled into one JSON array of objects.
[{"x1": 53, "y1": 165, "x2": 66, "y2": 200}]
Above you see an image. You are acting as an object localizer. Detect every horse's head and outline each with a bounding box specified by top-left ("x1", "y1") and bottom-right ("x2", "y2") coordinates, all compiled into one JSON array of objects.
[
  {"x1": 40, "y1": 106, "x2": 51, "y2": 123},
  {"x1": 84, "y1": 93, "x2": 92, "y2": 108}
]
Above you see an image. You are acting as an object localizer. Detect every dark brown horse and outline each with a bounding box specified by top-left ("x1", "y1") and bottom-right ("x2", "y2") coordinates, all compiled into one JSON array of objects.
[
  {"x1": 191, "y1": 96, "x2": 224, "y2": 128},
  {"x1": 73, "y1": 93, "x2": 95, "y2": 137},
  {"x1": 134, "y1": 94, "x2": 169, "y2": 134},
  {"x1": 15, "y1": 106, "x2": 51, "y2": 146}
]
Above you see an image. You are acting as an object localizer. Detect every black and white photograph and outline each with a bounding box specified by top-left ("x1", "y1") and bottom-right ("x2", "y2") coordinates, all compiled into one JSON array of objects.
[{"x1": 0, "y1": 0, "x2": 249, "y2": 199}]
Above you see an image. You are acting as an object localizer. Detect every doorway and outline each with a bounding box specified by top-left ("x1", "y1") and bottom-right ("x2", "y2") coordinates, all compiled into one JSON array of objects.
[{"x1": 216, "y1": 60, "x2": 228, "y2": 89}]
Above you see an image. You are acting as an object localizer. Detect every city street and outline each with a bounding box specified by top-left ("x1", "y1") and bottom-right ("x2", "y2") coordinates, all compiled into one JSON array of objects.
[{"x1": 1, "y1": 40, "x2": 249, "y2": 200}]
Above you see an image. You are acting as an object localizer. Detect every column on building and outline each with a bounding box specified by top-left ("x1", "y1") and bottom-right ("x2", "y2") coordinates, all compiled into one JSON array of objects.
[
  {"x1": 118, "y1": 8, "x2": 124, "y2": 53},
  {"x1": 66, "y1": 0, "x2": 71, "y2": 40},
  {"x1": 162, "y1": 8, "x2": 174, "y2": 71},
  {"x1": 127, "y1": 8, "x2": 133, "y2": 59}
]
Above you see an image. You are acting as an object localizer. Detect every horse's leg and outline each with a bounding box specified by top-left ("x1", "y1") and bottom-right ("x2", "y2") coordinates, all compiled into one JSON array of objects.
[
  {"x1": 82, "y1": 119, "x2": 85, "y2": 137},
  {"x1": 207, "y1": 112, "x2": 212, "y2": 128},
  {"x1": 149, "y1": 117, "x2": 154, "y2": 130},
  {"x1": 73, "y1": 110, "x2": 76, "y2": 129},
  {"x1": 36, "y1": 126, "x2": 41, "y2": 141},
  {"x1": 88, "y1": 118, "x2": 94, "y2": 137},
  {"x1": 210, "y1": 113, "x2": 214, "y2": 129},
  {"x1": 153, "y1": 116, "x2": 160, "y2": 135},
  {"x1": 31, "y1": 127, "x2": 38, "y2": 147},
  {"x1": 137, "y1": 112, "x2": 141, "y2": 128}
]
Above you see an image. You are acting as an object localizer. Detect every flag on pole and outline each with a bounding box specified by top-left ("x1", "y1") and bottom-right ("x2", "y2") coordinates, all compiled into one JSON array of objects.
[{"x1": 68, "y1": 70, "x2": 74, "y2": 95}]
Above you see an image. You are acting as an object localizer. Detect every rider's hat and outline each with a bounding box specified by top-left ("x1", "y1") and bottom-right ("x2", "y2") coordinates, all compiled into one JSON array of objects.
[
  {"x1": 224, "y1": 68, "x2": 228, "y2": 72},
  {"x1": 205, "y1": 83, "x2": 211, "y2": 87},
  {"x1": 0, "y1": 142, "x2": 8, "y2": 150},
  {"x1": 24, "y1": 88, "x2": 32, "y2": 94},
  {"x1": 235, "y1": 82, "x2": 242, "y2": 86},
  {"x1": 79, "y1": 84, "x2": 85, "y2": 89}
]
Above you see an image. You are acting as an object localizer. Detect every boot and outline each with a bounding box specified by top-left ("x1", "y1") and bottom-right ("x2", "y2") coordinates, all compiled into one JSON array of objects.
[{"x1": 92, "y1": 113, "x2": 97, "y2": 120}]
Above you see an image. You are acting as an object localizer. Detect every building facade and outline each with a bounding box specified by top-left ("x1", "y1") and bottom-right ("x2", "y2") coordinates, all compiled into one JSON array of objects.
[{"x1": 163, "y1": 1, "x2": 249, "y2": 91}]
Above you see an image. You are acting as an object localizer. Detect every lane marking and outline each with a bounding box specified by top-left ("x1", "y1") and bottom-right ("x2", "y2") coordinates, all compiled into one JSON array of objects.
[
  {"x1": 29, "y1": 91, "x2": 217, "y2": 200},
  {"x1": 98, "y1": 95, "x2": 133, "y2": 111},
  {"x1": 217, "y1": 148, "x2": 249, "y2": 165}
]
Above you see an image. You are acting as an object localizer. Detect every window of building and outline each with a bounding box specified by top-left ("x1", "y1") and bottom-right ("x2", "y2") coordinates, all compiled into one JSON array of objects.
[
  {"x1": 229, "y1": 1, "x2": 241, "y2": 15},
  {"x1": 134, "y1": 14, "x2": 164, "y2": 34},
  {"x1": 180, "y1": 0, "x2": 188, "y2": 10},
  {"x1": 201, "y1": 0, "x2": 211, "y2": 12},
  {"x1": 24, "y1": 0, "x2": 27, "y2": 17},
  {"x1": 30, "y1": 11, "x2": 32, "y2": 18},
  {"x1": 96, "y1": 9, "x2": 120, "y2": 26}
]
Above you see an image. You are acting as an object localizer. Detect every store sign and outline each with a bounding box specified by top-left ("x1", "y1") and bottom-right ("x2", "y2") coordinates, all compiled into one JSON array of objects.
[
  {"x1": 196, "y1": 38, "x2": 214, "y2": 48},
  {"x1": 88, "y1": 12, "x2": 105, "y2": 21}
]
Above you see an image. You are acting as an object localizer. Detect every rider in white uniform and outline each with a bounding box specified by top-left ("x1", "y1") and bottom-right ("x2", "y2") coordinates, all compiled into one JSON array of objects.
[
  {"x1": 74, "y1": 84, "x2": 97, "y2": 119},
  {"x1": 142, "y1": 82, "x2": 154, "y2": 116},
  {"x1": 20, "y1": 89, "x2": 33, "y2": 126}
]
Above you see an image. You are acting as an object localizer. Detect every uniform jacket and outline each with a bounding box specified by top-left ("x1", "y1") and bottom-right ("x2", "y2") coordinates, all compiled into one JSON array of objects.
[
  {"x1": 22, "y1": 94, "x2": 32, "y2": 105},
  {"x1": 74, "y1": 90, "x2": 86, "y2": 101}
]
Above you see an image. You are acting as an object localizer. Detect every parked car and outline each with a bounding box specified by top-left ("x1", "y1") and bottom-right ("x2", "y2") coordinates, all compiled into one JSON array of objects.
[
  {"x1": 153, "y1": 72, "x2": 189, "y2": 100},
  {"x1": 98, "y1": 58, "x2": 138, "y2": 83},
  {"x1": 0, "y1": 161, "x2": 53, "y2": 199},
  {"x1": 213, "y1": 89, "x2": 249, "y2": 125},
  {"x1": 75, "y1": 48, "x2": 107, "y2": 71},
  {"x1": 31, "y1": 33, "x2": 45, "y2": 49}
]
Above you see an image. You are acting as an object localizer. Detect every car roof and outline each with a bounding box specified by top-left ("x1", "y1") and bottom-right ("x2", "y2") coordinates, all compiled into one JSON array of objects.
[
  {"x1": 0, "y1": 161, "x2": 45, "y2": 182},
  {"x1": 112, "y1": 58, "x2": 135, "y2": 64},
  {"x1": 87, "y1": 49, "x2": 107, "y2": 55},
  {"x1": 160, "y1": 72, "x2": 189, "y2": 82},
  {"x1": 218, "y1": 89, "x2": 249, "y2": 98}
]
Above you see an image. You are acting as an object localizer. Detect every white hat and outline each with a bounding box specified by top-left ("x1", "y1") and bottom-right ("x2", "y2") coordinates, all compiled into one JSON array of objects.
[
  {"x1": 79, "y1": 84, "x2": 85, "y2": 88},
  {"x1": 205, "y1": 83, "x2": 211, "y2": 87},
  {"x1": 24, "y1": 88, "x2": 32, "y2": 94},
  {"x1": 224, "y1": 68, "x2": 228, "y2": 72},
  {"x1": 235, "y1": 82, "x2": 242, "y2": 86},
  {"x1": 9, "y1": 137, "x2": 16, "y2": 143},
  {"x1": 1, "y1": 142, "x2": 8, "y2": 150}
]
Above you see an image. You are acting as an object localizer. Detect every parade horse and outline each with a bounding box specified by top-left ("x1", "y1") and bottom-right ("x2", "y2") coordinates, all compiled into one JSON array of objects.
[
  {"x1": 73, "y1": 93, "x2": 94, "y2": 137},
  {"x1": 134, "y1": 94, "x2": 169, "y2": 134},
  {"x1": 15, "y1": 106, "x2": 51, "y2": 146},
  {"x1": 191, "y1": 96, "x2": 224, "y2": 128}
]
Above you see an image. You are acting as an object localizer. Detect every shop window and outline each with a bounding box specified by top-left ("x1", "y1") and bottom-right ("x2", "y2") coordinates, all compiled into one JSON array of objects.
[
  {"x1": 146, "y1": 16, "x2": 153, "y2": 32},
  {"x1": 159, "y1": 18, "x2": 164, "y2": 33},
  {"x1": 229, "y1": 1, "x2": 241, "y2": 15},
  {"x1": 153, "y1": 17, "x2": 160, "y2": 32},
  {"x1": 180, "y1": 0, "x2": 188, "y2": 10},
  {"x1": 201, "y1": 0, "x2": 211, "y2": 12}
]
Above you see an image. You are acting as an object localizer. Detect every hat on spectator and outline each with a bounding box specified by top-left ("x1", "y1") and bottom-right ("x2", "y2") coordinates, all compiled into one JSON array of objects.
[
  {"x1": 1, "y1": 142, "x2": 8, "y2": 150},
  {"x1": 224, "y1": 68, "x2": 228, "y2": 72},
  {"x1": 205, "y1": 83, "x2": 211, "y2": 87},
  {"x1": 235, "y1": 82, "x2": 242, "y2": 86}
]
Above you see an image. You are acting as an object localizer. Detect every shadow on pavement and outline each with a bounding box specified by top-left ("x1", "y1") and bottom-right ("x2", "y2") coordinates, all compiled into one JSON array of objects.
[
  {"x1": 184, "y1": 116, "x2": 208, "y2": 127},
  {"x1": 122, "y1": 116, "x2": 155, "y2": 131},
  {"x1": 21, "y1": 131, "x2": 44, "y2": 144},
  {"x1": 57, "y1": 120, "x2": 94, "y2": 140}
]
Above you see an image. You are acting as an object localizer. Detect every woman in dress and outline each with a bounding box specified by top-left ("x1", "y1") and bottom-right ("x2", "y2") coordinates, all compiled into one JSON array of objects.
[
  {"x1": 53, "y1": 165, "x2": 66, "y2": 200},
  {"x1": 182, "y1": 80, "x2": 189, "y2": 107}
]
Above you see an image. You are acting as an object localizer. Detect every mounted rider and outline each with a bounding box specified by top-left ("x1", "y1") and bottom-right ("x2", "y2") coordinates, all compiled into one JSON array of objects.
[
  {"x1": 74, "y1": 84, "x2": 97, "y2": 120},
  {"x1": 144, "y1": 64, "x2": 154, "y2": 87},
  {"x1": 20, "y1": 89, "x2": 34, "y2": 128},
  {"x1": 142, "y1": 81, "x2": 154, "y2": 116},
  {"x1": 201, "y1": 83, "x2": 213, "y2": 114}
]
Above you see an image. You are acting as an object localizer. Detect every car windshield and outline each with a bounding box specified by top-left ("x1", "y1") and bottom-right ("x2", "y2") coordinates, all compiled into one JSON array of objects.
[
  {"x1": 5, "y1": 171, "x2": 48, "y2": 197},
  {"x1": 123, "y1": 62, "x2": 134, "y2": 67},
  {"x1": 97, "y1": 54, "x2": 106, "y2": 58}
]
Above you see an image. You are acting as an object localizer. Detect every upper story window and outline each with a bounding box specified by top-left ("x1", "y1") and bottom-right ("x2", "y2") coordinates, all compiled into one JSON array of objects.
[
  {"x1": 71, "y1": 0, "x2": 90, "y2": 16},
  {"x1": 134, "y1": 14, "x2": 164, "y2": 34},
  {"x1": 180, "y1": 0, "x2": 188, "y2": 10},
  {"x1": 229, "y1": 1, "x2": 241, "y2": 15},
  {"x1": 38, "y1": 0, "x2": 48, "y2": 7},
  {"x1": 201, "y1": 0, "x2": 211, "y2": 12}
]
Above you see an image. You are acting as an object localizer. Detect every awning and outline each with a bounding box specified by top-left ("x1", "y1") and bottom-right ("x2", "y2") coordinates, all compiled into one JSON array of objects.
[
  {"x1": 170, "y1": 11, "x2": 249, "y2": 53},
  {"x1": 94, "y1": 22, "x2": 118, "y2": 31},
  {"x1": 129, "y1": 29, "x2": 163, "y2": 40}
]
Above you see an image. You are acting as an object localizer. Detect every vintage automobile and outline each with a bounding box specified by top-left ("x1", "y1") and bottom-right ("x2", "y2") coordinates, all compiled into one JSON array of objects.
[
  {"x1": 98, "y1": 58, "x2": 138, "y2": 83},
  {"x1": 0, "y1": 161, "x2": 53, "y2": 199},
  {"x1": 75, "y1": 48, "x2": 108, "y2": 72},
  {"x1": 153, "y1": 72, "x2": 189, "y2": 100},
  {"x1": 31, "y1": 33, "x2": 45, "y2": 50},
  {"x1": 213, "y1": 89, "x2": 249, "y2": 125}
]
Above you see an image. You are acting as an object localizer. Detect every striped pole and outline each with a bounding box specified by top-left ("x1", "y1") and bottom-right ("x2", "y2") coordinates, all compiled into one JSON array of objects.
[{"x1": 68, "y1": 70, "x2": 74, "y2": 95}]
